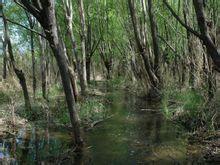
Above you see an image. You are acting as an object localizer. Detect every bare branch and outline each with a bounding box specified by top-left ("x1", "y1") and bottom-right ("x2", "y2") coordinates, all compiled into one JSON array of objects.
[{"x1": 0, "y1": 16, "x2": 46, "y2": 39}]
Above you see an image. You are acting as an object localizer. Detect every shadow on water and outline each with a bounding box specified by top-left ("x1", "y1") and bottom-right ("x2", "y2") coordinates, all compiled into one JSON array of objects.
[{"x1": 0, "y1": 85, "x2": 204, "y2": 164}]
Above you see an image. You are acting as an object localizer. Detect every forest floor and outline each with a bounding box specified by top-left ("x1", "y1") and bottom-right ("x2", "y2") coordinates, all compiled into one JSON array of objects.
[
  {"x1": 187, "y1": 74, "x2": 220, "y2": 162},
  {"x1": 0, "y1": 78, "x2": 220, "y2": 162},
  {"x1": 0, "y1": 80, "x2": 29, "y2": 139},
  {"x1": 0, "y1": 79, "x2": 110, "y2": 139}
]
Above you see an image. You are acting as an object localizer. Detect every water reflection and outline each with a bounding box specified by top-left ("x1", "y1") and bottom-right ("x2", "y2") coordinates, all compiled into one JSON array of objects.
[
  {"x1": 0, "y1": 88, "x2": 203, "y2": 164},
  {"x1": 0, "y1": 125, "x2": 78, "y2": 164}
]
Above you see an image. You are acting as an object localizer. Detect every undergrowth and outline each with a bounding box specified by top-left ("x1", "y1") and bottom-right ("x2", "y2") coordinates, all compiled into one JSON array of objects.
[{"x1": 161, "y1": 85, "x2": 216, "y2": 131}]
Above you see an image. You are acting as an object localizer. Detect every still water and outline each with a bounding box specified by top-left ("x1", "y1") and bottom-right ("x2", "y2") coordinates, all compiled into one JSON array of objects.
[{"x1": 0, "y1": 89, "x2": 203, "y2": 164}]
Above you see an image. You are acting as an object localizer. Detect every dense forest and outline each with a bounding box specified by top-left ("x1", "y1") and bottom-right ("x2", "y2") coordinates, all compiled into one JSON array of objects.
[{"x1": 0, "y1": 0, "x2": 220, "y2": 164}]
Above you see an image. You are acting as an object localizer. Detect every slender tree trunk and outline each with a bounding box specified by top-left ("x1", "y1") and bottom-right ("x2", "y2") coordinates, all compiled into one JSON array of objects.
[
  {"x1": 2, "y1": 37, "x2": 7, "y2": 79},
  {"x1": 3, "y1": 13, "x2": 31, "y2": 111},
  {"x1": 148, "y1": 0, "x2": 161, "y2": 82},
  {"x1": 63, "y1": 0, "x2": 86, "y2": 96},
  {"x1": 78, "y1": 0, "x2": 88, "y2": 94},
  {"x1": 86, "y1": 22, "x2": 92, "y2": 83},
  {"x1": 183, "y1": 0, "x2": 196, "y2": 87},
  {"x1": 86, "y1": 56, "x2": 91, "y2": 82},
  {"x1": 128, "y1": 0, "x2": 159, "y2": 89},
  {"x1": 39, "y1": 30, "x2": 48, "y2": 101},
  {"x1": 30, "y1": 30, "x2": 36, "y2": 99},
  {"x1": 26, "y1": 12, "x2": 36, "y2": 99}
]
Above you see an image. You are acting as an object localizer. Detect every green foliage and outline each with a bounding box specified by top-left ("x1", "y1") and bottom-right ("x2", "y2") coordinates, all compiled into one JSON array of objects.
[
  {"x1": 162, "y1": 86, "x2": 205, "y2": 126},
  {"x1": 79, "y1": 98, "x2": 107, "y2": 122},
  {"x1": 0, "y1": 91, "x2": 10, "y2": 104},
  {"x1": 107, "y1": 77, "x2": 127, "y2": 89},
  {"x1": 16, "y1": 103, "x2": 46, "y2": 121},
  {"x1": 46, "y1": 94, "x2": 108, "y2": 125}
]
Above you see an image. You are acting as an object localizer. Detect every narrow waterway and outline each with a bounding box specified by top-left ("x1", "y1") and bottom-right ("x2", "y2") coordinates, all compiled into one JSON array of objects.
[{"x1": 0, "y1": 88, "x2": 203, "y2": 164}]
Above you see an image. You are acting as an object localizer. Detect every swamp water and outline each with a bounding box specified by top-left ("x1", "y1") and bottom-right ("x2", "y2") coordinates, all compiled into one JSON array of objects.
[{"x1": 0, "y1": 89, "x2": 204, "y2": 164}]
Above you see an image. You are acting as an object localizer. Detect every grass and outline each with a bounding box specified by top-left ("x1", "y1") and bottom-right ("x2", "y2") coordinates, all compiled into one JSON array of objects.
[
  {"x1": 50, "y1": 97, "x2": 108, "y2": 126},
  {"x1": 161, "y1": 85, "x2": 208, "y2": 130},
  {"x1": 0, "y1": 78, "x2": 110, "y2": 129},
  {"x1": 79, "y1": 98, "x2": 108, "y2": 122}
]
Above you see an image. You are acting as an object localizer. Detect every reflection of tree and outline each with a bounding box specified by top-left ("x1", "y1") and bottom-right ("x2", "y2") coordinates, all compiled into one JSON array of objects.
[
  {"x1": 20, "y1": 129, "x2": 30, "y2": 164},
  {"x1": 154, "y1": 115, "x2": 162, "y2": 144},
  {"x1": 34, "y1": 127, "x2": 39, "y2": 164},
  {"x1": 0, "y1": 6, "x2": 2, "y2": 16},
  {"x1": 11, "y1": 138, "x2": 17, "y2": 160}
]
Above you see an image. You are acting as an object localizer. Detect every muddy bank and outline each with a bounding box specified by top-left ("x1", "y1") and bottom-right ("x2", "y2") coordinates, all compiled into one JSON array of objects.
[{"x1": 188, "y1": 130, "x2": 220, "y2": 163}]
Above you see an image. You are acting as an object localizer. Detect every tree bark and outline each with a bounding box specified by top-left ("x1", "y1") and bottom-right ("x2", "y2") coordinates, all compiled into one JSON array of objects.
[
  {"x1": 39, "y1": 28, "x2": 48, "y2": 101},
  {"x1": 62, "y1": 0, "x2": 85, "y2": 96},
  {"x1": 3, "y1": 13, "x2": 31, "y2": 111},
  {"x1": 193, "y1": 0, "x2": 220, "y2": 67},
  {"x1": 164, "y1": 0, "x2": 220, "y2": 69},
  {"x1": 2, "y1": 36, "x2": 7, "y2": 79},
  {"x1": 148, "y1": 0, "x2": 161, "y2": 81},
  {"x1": 77, "y1": 0, "x2": 87, "y2": 94},
  {"x1": 18, "y1": 0, "x2": 83, "y2": 150},
  {"x1": 26, "y1": 12, "x2": 36, "y2": 99},
  {"x1": 128, "y1": 0, "x2": 159, "y2": 89}
]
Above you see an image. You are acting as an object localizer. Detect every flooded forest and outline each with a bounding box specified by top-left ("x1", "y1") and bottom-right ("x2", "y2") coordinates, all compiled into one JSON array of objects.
[{"x1": 0, "y1": 0, "x2": 220, "y2": 164}]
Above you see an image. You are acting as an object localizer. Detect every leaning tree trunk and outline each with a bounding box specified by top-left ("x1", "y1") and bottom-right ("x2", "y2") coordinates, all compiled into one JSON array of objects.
[
  {"x1": 192, "y1": 0, "x2": 220, "y2": 66},
  {"x1": 128, "y1": 0, "x2": 159, "y2": 90},
  {"x1": 62, "y1": 0, "x2": 82, "y2": 99},
  {"x1": 18, "y1": 0, "x2": 83, "y2": 150},
  {"x1": 164, "y1": 0, "x2": 220, "y2": 69},
  {"x1": 3, "y1": 13, "x2": 31, "y2": 111},
  {"x1": 58, "y1": 25, "x2": 79, "y2": 102}
]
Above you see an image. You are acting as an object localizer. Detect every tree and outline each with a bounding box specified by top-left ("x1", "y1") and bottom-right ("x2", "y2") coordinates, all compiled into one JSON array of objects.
[
  {"x1": 62, "y1": 0, "x2": 85, "y2": 97},
  {"x1": 128, "y1": 0, "x2": 160, "y2": 95},
  {"x1": 16, "y1": 0, "x2": 83, "y2": 150},
  {"x1": 77, "y1": 0, "x2": 87, "y2": 94},
  {"x1": 26, "y1": 11, "x2": 36, "y2": 99},
  {"x1": 163, "y1": 0, "x2": 220, "y2": 69},
  {"x1": 3, "y1": 12, "x2": 32, "y2": 111}
]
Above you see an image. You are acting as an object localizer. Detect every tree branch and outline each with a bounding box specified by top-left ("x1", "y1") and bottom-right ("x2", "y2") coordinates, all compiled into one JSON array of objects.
[
  {"x1": 158, "y1": 35, "x2": 177, "y2": 54},
  {"x1": 163, "y1": 0, "x2": 203, "y2": 40},
  {"x1": 0, "y1": 16, "x2": 46, "y2": 39},
  {"x1": 19, "y1": 0, "x2": 41, "y2": 20}
]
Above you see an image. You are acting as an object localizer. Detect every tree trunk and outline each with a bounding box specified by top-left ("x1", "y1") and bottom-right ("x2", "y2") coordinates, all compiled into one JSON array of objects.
[
  {"x1": 78, "y1": 0, "x2": 88, "y2": 94},
  {"x1": 63, "y1": 0, "x2": 86, "y2": 96},
  {"x1": 2, "y1": 36, "x2": 7, "y2": 79},
  {"x1": 19, "y1": 0, "x2": 83, "y2": 150},
  {"x1": 26, "y1": 12, "x2": 36, "y2": 99},
  {"x1": 3, "y1": 13, "x2": 31, "y2": 111},
  {"x1": 193, "y1": 0, "x2": 220, "y2": 66},
  {"x1": 86, "y1": 22, "x2": 92, "y2": 83},
  {"x1": 183, "y1": 0, "x2": 196, "y2": 87},
  {"x1": 31, "y1": 30, "x2": 36, "y2": 99},
  {"x1": 86, "y1": 56, "x2": 91, "y2": 82},
  {"x1": 148, "y1": 0, "x2": 161, "y2": 81},
  {"x1": 128, "y1": 0, "x2": 159, "y2": 90},
  {"x1": 39, "y1": 30, "x2": 48, "y2": 101}
]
